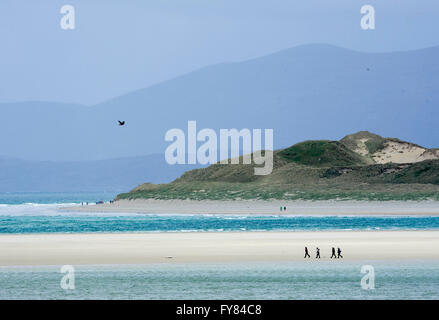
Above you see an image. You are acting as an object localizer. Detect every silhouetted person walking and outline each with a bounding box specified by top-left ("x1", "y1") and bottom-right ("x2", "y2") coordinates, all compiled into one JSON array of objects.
[
  {"x1": 316, "y1": 247, "x2": 320, "y2": 259},
  {"x1": 337, "y1": 247, "x2": 343, "y2": 259},
  {"x1": 330, "y1": 247, "x2": 336, "y2": 259},
  {"x1": 304, "y1": 247, "x2": 310, "y2": 258}
]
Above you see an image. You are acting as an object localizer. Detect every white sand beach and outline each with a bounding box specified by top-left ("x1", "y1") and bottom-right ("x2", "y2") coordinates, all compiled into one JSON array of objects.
[
  {"x1": 1, "y1": 231, "x2": 438, "y2": 266},
  {"x1": 61, "y1": 199, "x2": 439, "y2": 215}
]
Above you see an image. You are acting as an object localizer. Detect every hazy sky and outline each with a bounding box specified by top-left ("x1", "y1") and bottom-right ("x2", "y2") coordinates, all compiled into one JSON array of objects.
[{"x1": 1, "y1": 0, "x2": 438, "y2": 105}]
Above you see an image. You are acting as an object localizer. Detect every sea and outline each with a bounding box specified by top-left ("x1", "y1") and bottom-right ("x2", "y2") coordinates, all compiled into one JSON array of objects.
[{"x1": 0, "y1": 192, "x2": 438, "y2": 300}]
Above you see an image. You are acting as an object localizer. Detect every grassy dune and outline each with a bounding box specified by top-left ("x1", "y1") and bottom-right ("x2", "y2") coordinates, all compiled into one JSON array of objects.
[{"x1": 118, "y1": 138, "x2": 439, "y2": 201}]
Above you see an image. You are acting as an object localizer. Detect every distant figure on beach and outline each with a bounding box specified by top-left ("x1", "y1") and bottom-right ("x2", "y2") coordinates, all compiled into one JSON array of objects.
[
  {"x1": 304, "y1": 247, "x2": 310, "y2": 258},
  {"x1": 330, "y1": 247, "x2": 336, "y2": 259},
  {"x1": 316, "y1": 247, "x2": 320, "y2": 259},
  {"x1": 280, "y1": 206, "x2": 282, "y2": 211},
  {"x1": 283, "y1": 206, "x2": 286, "y2": 211},
  {"x1": 337, "y1": 247, "x2": 343, "y2": 259}
]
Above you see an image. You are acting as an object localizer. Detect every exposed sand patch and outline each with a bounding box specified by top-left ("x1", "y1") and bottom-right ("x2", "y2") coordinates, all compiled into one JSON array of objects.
[
  {"x1": 61, "y1": 199, "x2": 439, "y2": 215},
  {"x1": 373, "y1": 141, "x2": 439, "y2": 164},
  {"x1": 353, "y1": 138, "x2": 370, "y2": 156}
]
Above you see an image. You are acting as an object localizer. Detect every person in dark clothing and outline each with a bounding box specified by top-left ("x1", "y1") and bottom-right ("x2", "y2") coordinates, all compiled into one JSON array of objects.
[
  {"x1": 304, "y1": 247, "x2": 311, "y2": 258},
  {"x1": 283, "y1": 206, "x2": 286, "y2": 211},
  {"x1": 330, "y1": 247, "x2": 337, "y2": 259},
  {"x1": 337, "y1": 247, "x2": 343, "y2": 259},
  {"x1": 316, "y1": 247, "x2": 321, "y2": 259}
]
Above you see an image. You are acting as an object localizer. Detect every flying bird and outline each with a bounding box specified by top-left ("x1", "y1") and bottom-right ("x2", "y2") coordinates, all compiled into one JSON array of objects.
[{"x1": 118, "y1": 120, "x2": 125, "y2": 126}]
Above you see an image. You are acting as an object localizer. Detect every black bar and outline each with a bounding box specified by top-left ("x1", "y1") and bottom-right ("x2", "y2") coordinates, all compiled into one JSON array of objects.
[{"x1": 1, "y1": 300, "x2": 437, "y2": 318}]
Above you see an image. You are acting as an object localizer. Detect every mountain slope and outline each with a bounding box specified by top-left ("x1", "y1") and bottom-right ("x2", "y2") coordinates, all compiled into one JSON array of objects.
[{"x1": 1, "y1": 44, "x2": 439, "y2": 161}]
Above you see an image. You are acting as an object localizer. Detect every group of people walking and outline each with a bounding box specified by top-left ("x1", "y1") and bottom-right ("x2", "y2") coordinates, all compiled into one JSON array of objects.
[{"x1": 304, "y1": 247, "x2": 342, "y2": 259}]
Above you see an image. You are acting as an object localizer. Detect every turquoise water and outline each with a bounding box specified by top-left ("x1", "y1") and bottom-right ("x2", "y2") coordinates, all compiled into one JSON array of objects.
[
  {"x1": 0, "y1": 192, "x2": 116, "y2": 205},
  {"x1": 2, "y1": 212, "x2": 439, "y2": 233},
  {"x1": 1, "y1": 201, "x2": 439, "y2": 233},
  {"x1": 1, "y1": 193, "x2": 439, "y2": 300},
  {"x1": 0, "y1": 193, "x2": 439, "y2": 233},
  {"x1": 1, "y1": 192, "x2": 439, "y2": 235},
  {"x1": 1, "y1": 261, "x2": 438, "y2": 300}
]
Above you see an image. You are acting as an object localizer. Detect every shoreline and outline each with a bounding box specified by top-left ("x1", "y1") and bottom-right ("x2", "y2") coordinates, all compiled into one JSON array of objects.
[
  {"x1": 61, "y1": 199, "x2": 439, "y2": 216},
  {"x1": 1, "y1": 230, "x2": 439, "y2": 266}
]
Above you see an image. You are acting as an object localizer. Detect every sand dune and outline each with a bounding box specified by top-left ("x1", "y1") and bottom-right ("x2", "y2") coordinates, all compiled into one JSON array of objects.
[{"x1": 373, "y1": 141, "x2": 439, "y2": 164}]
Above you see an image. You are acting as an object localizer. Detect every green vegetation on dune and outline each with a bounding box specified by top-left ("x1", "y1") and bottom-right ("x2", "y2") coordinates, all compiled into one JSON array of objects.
[
  {"x1": 364, "y1": 139, "x2": 386, "y2": 154},
  {"x1": 340, "y1": 131, "x2": 386, "y2": 156},
  {"x1": 117, "y1": 179, "x2": 439, "y2": 201},
  {"x1": 117, "y1": 159, "x2": 439, "y2": 201},
  {"x1": 117, "y1": 132, "x2": 439, "y2": 202},
  {"x1": 391, "y1": 160, "x2": 439, "y2": 185},
  {"x1": 278, "y1": 140, "x2": 369, "y2": 167}
]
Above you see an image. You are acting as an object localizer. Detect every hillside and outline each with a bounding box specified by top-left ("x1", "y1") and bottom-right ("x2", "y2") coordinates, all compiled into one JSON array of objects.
[{"x1": 117, "y1": 132, "x2": 439, "y2": 201}]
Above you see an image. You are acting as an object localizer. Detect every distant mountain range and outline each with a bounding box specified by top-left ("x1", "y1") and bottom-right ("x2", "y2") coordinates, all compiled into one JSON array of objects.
[
  {"x1": 1, "y1": 44, "x2": 438, "y2": 162},
  {"x1": 118, "y1": 132, "x2": 439, "y2": 201},
  {"x1": 0, "y1": 154, "x2": 202, "y2": 193}
]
